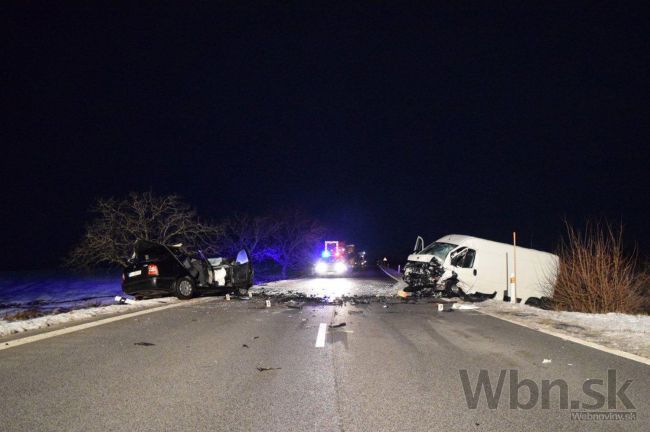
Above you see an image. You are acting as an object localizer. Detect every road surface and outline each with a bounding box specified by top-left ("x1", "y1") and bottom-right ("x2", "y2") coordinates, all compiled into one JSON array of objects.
[{"x1": 0, "y1": 271, "x2": 647, "y2": 431}]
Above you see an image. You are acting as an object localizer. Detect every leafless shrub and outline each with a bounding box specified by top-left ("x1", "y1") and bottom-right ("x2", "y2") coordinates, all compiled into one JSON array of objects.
[
  {"x1": 552, "y1": 220, "x2": 644, "y2": 314},
  {"x1": 66, "y1": 192, "x2": 222, "y2": 269},
  {"x1": 637, "y1": 262, "x2": 650, "y2": 313}
]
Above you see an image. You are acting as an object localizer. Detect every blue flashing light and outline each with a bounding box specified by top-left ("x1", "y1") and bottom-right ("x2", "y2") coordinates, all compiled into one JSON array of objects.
[{"x1": 321, "y1": 250, "x2": 331, "y2": 258}]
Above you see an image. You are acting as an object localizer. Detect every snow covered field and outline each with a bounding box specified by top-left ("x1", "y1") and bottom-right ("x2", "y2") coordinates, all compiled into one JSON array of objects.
[
  {"x1": 0, "y1": 270, "x2": 183, "y2": 337},
  {"x1": 0, "y1": 271, "x2": 124, "y2": 317}
]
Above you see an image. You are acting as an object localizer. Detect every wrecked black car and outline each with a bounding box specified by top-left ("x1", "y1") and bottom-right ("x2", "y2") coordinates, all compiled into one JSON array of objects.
[{"x1": 122, "y1": 239, "x2": 253, "y2": 300}]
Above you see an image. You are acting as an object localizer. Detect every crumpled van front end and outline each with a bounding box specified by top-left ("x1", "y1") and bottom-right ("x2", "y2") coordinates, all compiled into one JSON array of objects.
[{"x1": 403, "y1": 241, "x2": 458, "y2": 288}]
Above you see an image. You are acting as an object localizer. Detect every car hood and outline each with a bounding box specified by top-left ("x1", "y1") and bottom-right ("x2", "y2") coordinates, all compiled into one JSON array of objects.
[{"x1": 407, "y1": 253, "x2": 439, "y2": 263}]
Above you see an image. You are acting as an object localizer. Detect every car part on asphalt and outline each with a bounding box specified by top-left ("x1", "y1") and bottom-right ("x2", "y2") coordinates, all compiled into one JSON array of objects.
[{"x1": 256, "y1": 367, "x2": 281, "y2": 372}]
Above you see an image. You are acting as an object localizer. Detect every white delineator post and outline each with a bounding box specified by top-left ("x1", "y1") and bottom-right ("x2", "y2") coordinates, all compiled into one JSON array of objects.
[{"x1": 510, "y1": 231, "x2": 517, "y2": 303}]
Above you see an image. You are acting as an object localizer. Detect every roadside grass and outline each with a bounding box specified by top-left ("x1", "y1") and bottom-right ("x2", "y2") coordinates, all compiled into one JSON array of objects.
[
  {"x1": 2, "y1": 308, "x2": 43, "y2": 321},
  {"x1": 552, "y1": 220, "x2": 646, "y2": 314}
]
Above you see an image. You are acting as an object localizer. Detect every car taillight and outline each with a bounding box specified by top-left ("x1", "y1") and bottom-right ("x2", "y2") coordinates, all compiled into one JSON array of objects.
[{"x1": 147, "y1": 264, "x2": 159, "y2": 276}]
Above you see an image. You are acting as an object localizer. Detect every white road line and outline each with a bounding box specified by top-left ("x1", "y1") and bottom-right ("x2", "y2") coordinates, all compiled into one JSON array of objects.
[
  {"x1": 315, "y1": 323, "x2": 327, "y2": 347},
  {"x1": 0, "y1": 297, "x2": 217, "y2": 352}
]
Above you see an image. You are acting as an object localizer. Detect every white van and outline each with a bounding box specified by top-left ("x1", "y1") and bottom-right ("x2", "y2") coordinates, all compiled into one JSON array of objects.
[{"x1": 403, "y1": 234, "x2": 558, "y2": 304}]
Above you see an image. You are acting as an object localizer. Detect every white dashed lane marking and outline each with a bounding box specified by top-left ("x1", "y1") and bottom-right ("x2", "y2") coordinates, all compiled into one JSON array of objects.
[{"x1": 315, "y1": 323, "x2": 327, "y2": 347}]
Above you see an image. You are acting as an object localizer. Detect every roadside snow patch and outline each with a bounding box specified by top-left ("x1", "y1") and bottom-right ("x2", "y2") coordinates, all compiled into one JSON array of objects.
[
  {"x1": 0, "y1": 297, "x2": 179, "y2": 338},
  {"x1": 478, "y1": 300, "x2": 650, "y2": 359}
]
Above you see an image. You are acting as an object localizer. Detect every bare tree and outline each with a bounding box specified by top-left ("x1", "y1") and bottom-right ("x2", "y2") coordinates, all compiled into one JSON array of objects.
[
  {"x1": 220, "y1": 213, "x2": 279, "y2": 263},
  {"x1": 267, "y1": 209, "x2": 326, "y2": 278},
  {"x1": 67, "y1": 192, "x2": 222, "y2": 269},
  {"x1": 220, "y1": 210, "x2": 326, "y2": 278}
]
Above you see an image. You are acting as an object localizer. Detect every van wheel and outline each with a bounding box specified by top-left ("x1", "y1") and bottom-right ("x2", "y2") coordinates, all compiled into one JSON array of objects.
[
  {"x1": 443, "y1": 280, "x2": 463, "y2": 298},
  {"x1": 175, "y1": 277, "x2": 195, "y2": 300}
]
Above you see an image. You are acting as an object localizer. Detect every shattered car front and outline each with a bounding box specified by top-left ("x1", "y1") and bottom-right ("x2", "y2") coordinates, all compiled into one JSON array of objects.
[{"x1": 403, "y1": 241, "x2": 457, "y2": 288}]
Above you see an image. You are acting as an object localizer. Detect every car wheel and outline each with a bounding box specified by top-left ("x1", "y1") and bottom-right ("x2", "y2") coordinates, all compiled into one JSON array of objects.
[{"x1": 175, "y1": 277, "x2": 195, "y2": 300}]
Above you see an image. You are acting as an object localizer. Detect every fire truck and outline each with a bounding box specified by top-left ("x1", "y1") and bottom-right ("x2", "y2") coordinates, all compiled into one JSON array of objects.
[{"x1": 313, "y1": 241, "x2": 367, "y2": 276}]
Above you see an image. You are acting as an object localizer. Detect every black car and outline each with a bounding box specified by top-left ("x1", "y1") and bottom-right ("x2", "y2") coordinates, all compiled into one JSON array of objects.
[{"x1": 122, "y1": 239, "x2": 253, "y2": 299}]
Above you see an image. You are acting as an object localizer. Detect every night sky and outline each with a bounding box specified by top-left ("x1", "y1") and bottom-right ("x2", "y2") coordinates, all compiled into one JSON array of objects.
[{"x1": 2, "y1": 2, "x2": 649, "y2": 270}]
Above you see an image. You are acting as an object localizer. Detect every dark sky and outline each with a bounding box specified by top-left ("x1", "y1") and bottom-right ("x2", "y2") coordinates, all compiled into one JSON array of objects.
[{"x1": 2, "y1": 2, "x2": 649, "y2": 270}]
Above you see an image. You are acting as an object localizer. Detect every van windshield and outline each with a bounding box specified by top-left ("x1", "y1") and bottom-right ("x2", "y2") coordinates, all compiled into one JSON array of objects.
[{"x1": 418, "y1": 242, "x2": 457, "y2": 261}]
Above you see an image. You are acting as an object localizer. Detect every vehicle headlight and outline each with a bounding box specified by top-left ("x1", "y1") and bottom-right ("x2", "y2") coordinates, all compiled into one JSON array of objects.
[
  {"x1": 315, "y1": 262, "x2": 328, "y2": 274},
  {"x1": 334, "y1": 262, "x2": 347, "y2": 273}
]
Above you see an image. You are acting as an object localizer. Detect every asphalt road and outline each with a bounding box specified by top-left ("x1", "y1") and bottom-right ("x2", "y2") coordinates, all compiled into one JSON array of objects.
[{"x1": 0, "y1": 273, "x2": 648, "y2": 431}]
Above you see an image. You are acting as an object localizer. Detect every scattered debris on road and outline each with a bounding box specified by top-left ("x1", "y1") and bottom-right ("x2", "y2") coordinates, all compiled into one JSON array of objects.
[
  {"x1": 257, "y1": 367, "x2": 282, "y2": 372},
  {"x1": 242, "y1": 344, "x2": 249, "y2": 348},
  {"x1": 285, "y1": 300, "x2": 304, "y2": 309},
  {"x1": 542, "y1": 358, "x2": 552, "y2": 364},
  {"x1": 452, "y1": 303, "x2": 479, "y2": 310},
  {"x1": 252, "y1": 278, "x2": 398, "y2": 299},
  {"x1": 134, "y1": 342, "x2": 155, "y2": 346},
  {"x1": 115, "y1": 296, "x2": 136, "y2": 305},
  {"x1": 329, "y1": 322, "x2": 346, "y2": 328}
]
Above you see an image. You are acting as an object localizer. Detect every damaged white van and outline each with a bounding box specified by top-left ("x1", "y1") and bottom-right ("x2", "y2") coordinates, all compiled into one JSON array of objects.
[{"x1": 403, "y1": 234, "x2": 558, "y2": 304}]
